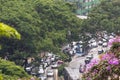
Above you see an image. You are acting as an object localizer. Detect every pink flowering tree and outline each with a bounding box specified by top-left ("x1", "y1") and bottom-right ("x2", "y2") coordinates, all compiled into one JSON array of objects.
[{"x1": 82, "y1": 37, "x2": 120, "y2": 80}]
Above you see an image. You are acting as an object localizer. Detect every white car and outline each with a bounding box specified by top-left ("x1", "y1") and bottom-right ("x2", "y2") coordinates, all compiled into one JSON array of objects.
[
  {"x1": 91, "y1": 42, "x2": 97, "y2": 47},
  {"x1": 102, "y1": 42, "x2": 107, "y2": 47},
  {"x1": 98, "y1": 41, "x2": 103, "y2": 45},
  {"x1": 38, "y1": 74, "x2": 47, "y2": 80},
  {"x1": 47, "y1": 53, "x2": 53, "y2": 57},
  {"x1": 51, "y1": 57, "x2": 55, "y2": 62},
  {"x1": 69, "y1": 50, "x2": 74, "y2": 56},
  {"x1": 79, "y1": 41, "x2": 83, "y2": 44},
  {"x1": 47, "y1": 70, "x2": 54, "y2": 77},
  {"x1": 43, "y1": 62, "x2": 48, "y2": 69},
  {"x1": 25, "y1": 67, "x2": 32, "y2": 71},
  {"x1": 102, "y1": 39, "x2": 107, "y2": 42},
  {"x1": 38, "y1": 66, "x2": 44, "y2": 74},
  {"x1": 98, "y1": 48, "x2": 104, "y2": 54},
  {"x1": 45, "y1": 58, "x2": 51, "y2": 65},
  {"x1": 51, "y1": 63, "x2": 58, "y2": 69},
  {"x1": 109, "y1": 35, "x2": 114, "y2": 39}
]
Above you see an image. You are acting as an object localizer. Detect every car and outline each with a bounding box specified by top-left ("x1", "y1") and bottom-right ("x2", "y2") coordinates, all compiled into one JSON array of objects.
[
  {"x1": 98, "y1": 41, "x2": 103, "y2": 45},
  {"x1": 51, "y1": 57, "x2": 55, "y2": 62},
  {"x1": 109, "y1": 35, "x2": 114, "y2": 39},
  {"x1": 38, "y1": 74, "x2": 47, "y2": 80},
  {"x1": 31, "y1": 72, "x2": 36, "y2": 76},
  {"x1": 47, "y1": 70, "x2": 54, "y2": 77},
  {"x1": 25, "y1": 66, "x2": 32, "y2": 74},
  {"x1": 45, "y1": 58, "x2": 51, "y2": 66},
  {"x1": 98, "y1": 48, "x2": 104, "y2": 54},
  {"x1": 91, "y1": 42, "x2": 97, "y2": 47},
  {"x1": 84, "y1": 58, "x2": 91, "y2": 64},
  {"x1": 38, "y1": 65, "x2": 44, "y2": 74},
  {"x1": 68, "y1": 50, "x2": 74, "y2": 56},
  {"x1": 102, "y1": 38, "x2": 107, "y2": 42},
  {"x1": 79, "y1": 41, "x2": 83, "y2": 44},
  {"x1": 43, "y1": 62, "x2": 48, "y2": 69},
  {"x1": 55, "y1": 55, "x2": 60, "y2": 61},
  {"x1": 63, "y1": 47, "x2": 71, "y2": 54},
  {"x1": 102, "y1": 42, "x2": 107, "y2": 47},
  {"x1": 25, "y1": 67, "x2": 32, "y2": 72},
  {"x1": 51, "y1": 62, "x2": 58, "y2": 69},
  {"x1": 86, "y1": 55, "x2": 93, "y2": 60},
  {"x1": 48, "y1": 53, "x2": 53, "y2": 57}
]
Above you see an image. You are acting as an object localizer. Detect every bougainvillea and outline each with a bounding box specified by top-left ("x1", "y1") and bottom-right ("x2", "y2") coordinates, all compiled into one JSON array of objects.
[
  {"x1": 82, "y1": 37, "x2": 120, "y2": 80},
  {"x1": 108, "y1": 37, "x2": 120, "y2": 47}
]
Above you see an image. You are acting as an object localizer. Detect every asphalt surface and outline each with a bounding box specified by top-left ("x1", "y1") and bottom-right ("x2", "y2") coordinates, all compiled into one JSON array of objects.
[{"x1": 68, "y1": 45, "x2": 110, "y2": 79}]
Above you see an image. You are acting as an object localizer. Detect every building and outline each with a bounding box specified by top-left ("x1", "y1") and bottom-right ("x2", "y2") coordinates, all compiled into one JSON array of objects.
[{"x1": 65, "y1": 0, "x2": 100, "y2": 15}]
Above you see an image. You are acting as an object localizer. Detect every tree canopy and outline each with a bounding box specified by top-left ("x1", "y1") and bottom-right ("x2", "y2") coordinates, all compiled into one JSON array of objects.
[
  {"x1": 81, "y1": 0, "x2": 120, "y2": 34},
  {"x1": 0, "y1": 0, "x2": 82, "y2": 62},
  {"x1": 0, "y1": 23, "x2": 21, "y2": 40},
  {"x1": 0, "y1": 58, "x2": 29, "y2": 80}
]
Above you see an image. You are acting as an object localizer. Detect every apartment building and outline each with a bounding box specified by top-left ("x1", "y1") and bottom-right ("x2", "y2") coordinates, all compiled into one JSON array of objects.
[{"x1": 65, "y1": 0, "x2": 100, "y2": 15}]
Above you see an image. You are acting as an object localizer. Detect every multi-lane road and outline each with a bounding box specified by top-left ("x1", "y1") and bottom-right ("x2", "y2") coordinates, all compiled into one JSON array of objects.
[{"x1": 67, "y1": 44, "x2": 110, "y2": 79}]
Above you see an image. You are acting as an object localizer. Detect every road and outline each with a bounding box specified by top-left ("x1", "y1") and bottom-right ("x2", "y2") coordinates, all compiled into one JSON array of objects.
[
  {"x1": 69, "y1": 45, "x2": 109, "y2": 68},
  {"x1": 67, "y1": 45, "x2": 110, "y2": 79}
]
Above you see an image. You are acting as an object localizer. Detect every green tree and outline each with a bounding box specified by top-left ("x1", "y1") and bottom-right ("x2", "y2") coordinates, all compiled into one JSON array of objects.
[
  {"x1": 0, "y1": 58, "x2": 29, "y2": 79},
  {"x1": 0, "y1": 23, "x2": 21, "y2": 51},
  {"x1": 81, "y1": 0, "x2": 120, "y2": 34},
  {"x1": 0, "y1": 0, "x2": 82, "y2": 63},
  {"x1": 0, "y1": 23, "x2": 21, "y2": 39}
]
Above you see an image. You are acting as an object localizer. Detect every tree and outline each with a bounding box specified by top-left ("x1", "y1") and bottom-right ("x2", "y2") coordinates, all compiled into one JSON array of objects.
[
  {"x1": 81, "y1": 0, "x2": 120, "y2": 34},
  {"x1": 0, "y1": 23, "x2": 21, "y2": 51},
  {"x1": 0, "y1": 58, "x2": 29, "y2": 79},
  {"x1": 0, "y1": 23, "x2": 21, "y2": 39},
  {"x1": 0, "y1": 0, "x2": 82, "y2": 62}
]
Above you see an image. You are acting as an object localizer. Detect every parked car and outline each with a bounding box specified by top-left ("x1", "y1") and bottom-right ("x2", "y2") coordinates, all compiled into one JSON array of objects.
[
  {"x1": 31, "y1": 72, "x2": 36, "y2": 76},
  {"x1": 102, "y1": 38, "x2": 107, "y2": 42},
  {"x1": 84, "y1": 58, "x2": 91, "y2": 64},
  {"x1": 25, "y1": 67, "x2": 32, "y2": 72},
  {"x1": 102, "y1": 42, "x2": 107, "y2": 47},
  {"x1": 91, "y1": 42, "x2": 97, "y2": 47},
  {"x1": 98, "y1": 48, "x2": 104, "y2": 54},
  {"x1": 55, "y1": 55, "x2": 60, "y2": 60},
  {"x1": 45, "y1": 58, "x2": 51, "y2": 66},
  {"x1": 38, "y1": 74, "x2": 47, "y2": 80},
  {"x1": 41, "y1": 59, "x2": 44, "y2": 62},
  {"x1": 68, "y1": 50, "x2": 75, "y2": 56},
  {"x1": 109, "y1": 35, "x2": 114, "y2": 39},
  {"x1": 51, "y1": 57, "x2": 55, "y2": 62},
  {"x1": 51, "y1": 62, "x2": 58, "y2": 69},
  {"x1": 86, "y1": 55, "x2": 93, "y2": 60},
  {"x1": 47, "y1": 53, "x2": 53, "y2": 57},
  {"x1": 47, "y1": 70, "x2": 54, "y2": 77},
  {"x1": 38, "y1": 65, "x2": 44, "y2": 74},
  {"x1": 98, "y1": 41, "x2": 103, "y2": 45},
  {"x1": 43, "y1": 62, "x2": 48, "y2": 69}
]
